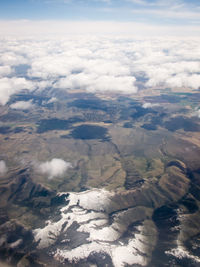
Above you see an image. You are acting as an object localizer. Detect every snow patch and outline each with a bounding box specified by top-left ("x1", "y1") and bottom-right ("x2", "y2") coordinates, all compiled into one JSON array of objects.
[
  {"x1": 55, "y1": 230, "x2": 148, "y2": 267},
  {"x1": 166, "y1": 246, "x2": 200, "y2": 263},
  {"x1": 9, "y1": 239, "x2": 23, "y2": 248},
  {"x1": 34, "y1": 189, "x2": 151, "y2": 266}
]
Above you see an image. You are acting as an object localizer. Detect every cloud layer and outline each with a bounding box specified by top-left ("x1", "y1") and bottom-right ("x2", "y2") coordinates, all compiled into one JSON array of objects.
[
  {"x1": 0, "y1": 36, "x2": 200, "y2": 104},
  {"x1": 0, "y1": 21, "x2": 200, "y2": 37},
  {"x1": 38, "y1": 158, "x2": 72, "y2": 179}
]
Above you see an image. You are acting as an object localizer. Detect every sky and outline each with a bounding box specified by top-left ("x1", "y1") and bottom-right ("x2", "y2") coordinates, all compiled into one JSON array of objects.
[
  {"x1": 0, "y1": 0, "x2": 200, "y2": 36},
  {"x1": 0, "y1": 0, "x2": 199, "y2": 23}
]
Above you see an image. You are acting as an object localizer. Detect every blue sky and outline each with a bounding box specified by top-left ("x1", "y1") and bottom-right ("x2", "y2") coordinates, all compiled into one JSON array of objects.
[
  {"x1": 0, "y1": 0, "x2": 200, "y2": 25},
  {"x1": 0, "y1": 0, "x2": 200, "y2": 36}
]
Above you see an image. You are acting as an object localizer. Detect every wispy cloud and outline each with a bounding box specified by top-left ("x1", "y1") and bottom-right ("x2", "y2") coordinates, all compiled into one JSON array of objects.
[
  {"x1": 128, "y1": 0, "x2": 188, "y2": 8},
  {"x1": 38, "y1": 0, "x2": 110, "y2": 3},
  {"x1": 131, "y1": 8, "x2": 200, "y2": 21},
  {"x1": 128, "y1": 0, "x2": 148, "y2": 5},
  {"x1": 0, "y1": 0, "x2": 199, "y2": 25},
  {"x1": 35, "y1": 0, "x2": 71, "y2": 3}
]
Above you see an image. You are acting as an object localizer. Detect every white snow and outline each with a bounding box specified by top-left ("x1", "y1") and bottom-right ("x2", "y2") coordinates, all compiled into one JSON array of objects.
[
  {"x1": 112, "y1": 239, "x2": 147, "y2": 267},
  {"x1": 34, "y1": 189, "x2": 110, "y2": 248},
  {"x1": 87, "y1": 225, "x2": 120, "y2": 242},
  {"x1": 67, "y1": 189, "x2": 113, "y2": 211},
  {"x1": 55, "y1": 231, "x2": 148, "y2": 267},
  {"x1": 34, "y1": 188, "x2": 151, "y2": 266},
  {"x1": 166, "y1": 246, "x2": 200, "y2": 263},
  {"x1": 55, "y1": 242, "x2": 108, "y2": 263},
  {"x1": 9, "y1": 239, "x2": 23, "y2": 248}
]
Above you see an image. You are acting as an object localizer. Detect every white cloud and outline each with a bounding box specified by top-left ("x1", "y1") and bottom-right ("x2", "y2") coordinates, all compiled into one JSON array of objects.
[
  {"x1": 47, "y1": 97, "x2": 58, "y2": 103},
  {"x1": 131, "y1": 8, "x2": 200, "y2": 20},
  {"x1": 127, "y1": 39, "x2": 200, "y2": 90},
  {"x1": 43, "y1": 0, "x2": 71, "y2": 3},
  {"x1": 142, "y1": 102, "x2": 159, "y2": 108},
  {"x1": 0, "y1": 66, "x2": 12, "y2": 77},
  {"x1": 89, "y1": 75, "x2": 137, "y2": 93},
  {"x1": 0, "y1": 36, "x2": 200, "y2": 97},
  {"x1": 28, "y1": 55, "x2": 75, "y2": 79},
  {"x1": 38, "y1": 158, "x2": 72, "y2": 179},
  {"x1": 166, "y1": 74, "x2": 200, "y2": 89},
  {"x1": 0, "y1": 20, "x2": 200, "y2": 37},
  {"x1": 128, "y1": 0, "x2": 185, "y2": 7},
  {"x1": 0, "y1": 77, "x2": 35, "y2": 105},
  {"x1": 55, "y1": 73, "x2": 137, "y2": 93},
  {"x1": 128, "y1": 0, "x2": 147, "y2": 5},
  {"x1": 0, "y1": 52, "x2": 27, "y2": 66},
  {"x1": 26, "y1": 39, "x2": 137, "y2": 93},
  {"x1": 0, "y1": 160, "x2": 7, "y2": 175},
  {"x1": 10, "y1": 100, "x2": 35, "y2": 110}
]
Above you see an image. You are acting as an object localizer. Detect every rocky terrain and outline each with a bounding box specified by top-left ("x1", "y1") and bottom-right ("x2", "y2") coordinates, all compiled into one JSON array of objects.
[{"x1": 0, "y1": 90, "x2": 200, "y2": 266}]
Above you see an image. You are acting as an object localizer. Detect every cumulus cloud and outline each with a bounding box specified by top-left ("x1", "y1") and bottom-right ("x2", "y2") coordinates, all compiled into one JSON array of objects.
[
  {"x1": 0, "y1": 77, "x2": 35, "y2": 105},
  {"x1": 0, "y1": 161, "x2": 7, "y2": 175},
  {"x1": 55, "y1": 73, "x2": 137, "y2": 93},
  {"x1": 0, "y1": 36, "x2": 200, "y2": 99},
  {"x1": 0, "y1": 66, "x2": 12, "y2": 77},
  {"x1": 167, "y1": 74, "x2": 200, "y2": 89},
  {"x1": 142, "y1": 102, "x2": 159, "y2": 108},
  {"x1": 26, "y1": 39, "x2": 138, "y2": 93},
  {"x1": 10, "y1": 100, "x2": 34, "y2": 110},
  {"x1": 38, "y1": 158, "x2": 72, "y2": 179},
  {"x1": 0, "y1": 52, "x2": 27, "y2": 66}
]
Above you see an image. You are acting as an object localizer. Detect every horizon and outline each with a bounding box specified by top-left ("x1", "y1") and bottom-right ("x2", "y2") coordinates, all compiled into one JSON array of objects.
[{"x1": 0, "y1": 0, "x2": 200, "y2": 36}]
